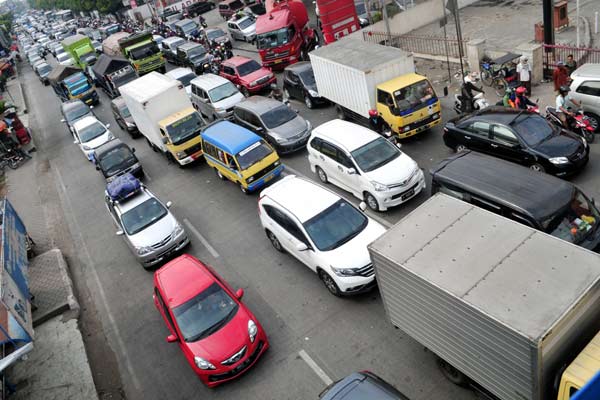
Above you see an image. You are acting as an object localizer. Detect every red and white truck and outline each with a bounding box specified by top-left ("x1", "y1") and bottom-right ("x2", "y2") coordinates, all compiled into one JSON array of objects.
[{"x1": 316, "y1": 0, "x2": 360, "y2": 44}]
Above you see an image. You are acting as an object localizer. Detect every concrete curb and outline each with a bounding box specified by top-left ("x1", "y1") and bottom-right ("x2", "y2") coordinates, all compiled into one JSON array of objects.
[{"x1": 12, "y1": 62, "x2": 27, "y2": 114}]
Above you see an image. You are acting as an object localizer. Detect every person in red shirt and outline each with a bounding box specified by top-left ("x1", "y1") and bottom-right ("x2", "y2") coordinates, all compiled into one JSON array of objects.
[{"x1": 553, "y1": 61, "x2": 570, "y2": 93}]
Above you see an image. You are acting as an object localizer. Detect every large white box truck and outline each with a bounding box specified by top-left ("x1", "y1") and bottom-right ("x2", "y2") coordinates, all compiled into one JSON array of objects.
[
  {"x1": 369, "y1": 193, "x2": 600, "y2": 400},
  {"x1": 309, "y1": 40, "x2": 443, "y2": 139},
  {"x1": 120, "y1": 72, "x2": 205, "y2": 165}
]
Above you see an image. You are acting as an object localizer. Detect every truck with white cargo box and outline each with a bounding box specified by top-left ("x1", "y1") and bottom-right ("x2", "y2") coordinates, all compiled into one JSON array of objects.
[
  {"x1": 119, "y1": 72, "x2": 205, "y2": 165},
  {"x1": 309, "y1": 40, "x2": 443, "y2": 139},
  {"x1": 368, "y1": 193, "x2": 600, "y2": 400}
]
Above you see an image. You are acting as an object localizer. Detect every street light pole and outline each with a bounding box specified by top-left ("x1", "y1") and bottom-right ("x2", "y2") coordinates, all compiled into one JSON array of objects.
[{"x1": 576, "y1": 0, "x2": 580, "y2": 47}]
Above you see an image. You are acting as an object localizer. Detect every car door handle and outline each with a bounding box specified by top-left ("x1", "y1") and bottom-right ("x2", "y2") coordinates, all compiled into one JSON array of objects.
[
  {"x1": 337, "y1": 166, "x2": 344, "y2": 171},
  {"x1": 464, "y1": 135, "x2": 472, "y2": 140},
  {"x1": 490, "y1": 143, "x2": 498, "y2": 148}
]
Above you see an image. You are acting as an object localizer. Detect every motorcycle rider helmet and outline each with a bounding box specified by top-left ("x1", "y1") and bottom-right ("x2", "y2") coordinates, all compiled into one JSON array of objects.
[
  {"x1": 559, "y1": 85, "x2": 570, "y2": 95},
  {"x1": 464, "y1": 71, "x2": 479, "y2": 84},
  {"x1": 368, "y1": 109, "x2": 378, "y2": 117},
  {"x1": 515, "y1": 86, "x2": 526, "y2": 95}
]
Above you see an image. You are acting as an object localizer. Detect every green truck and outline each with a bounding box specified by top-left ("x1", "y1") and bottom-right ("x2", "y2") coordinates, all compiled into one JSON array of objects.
[
  {"x1": 61, "y1": 34, "x2": 97, "y2": 69},
  {"x1": 117, "y1": 31, "x2": 165, "y2": 75}
]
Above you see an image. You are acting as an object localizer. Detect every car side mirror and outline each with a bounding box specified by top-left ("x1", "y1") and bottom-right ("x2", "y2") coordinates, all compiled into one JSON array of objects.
[
  {"x1": 396, "y1": 142, "x2": 402, "y2": 149},
  {"x1": 90, "y1": 105, "x2": 94, "y2": 109},
  {"x1": 391, "y1": 107, "x2": 400, "y2": 116},
  {"x1": 235, "y1": 288, "x2": 244, "y2": 299},
  {"x1": 296, "y1": 242, "x2": 308, "y2": 252},
  {"x1": 132, "y1": 147, "x2": 136, "y2": 153},
  {"x1": 166, "y1": 201, "x2": 173, "y2": 209},
  {"x1": 73, "y1": 139, "x2": 79, "y2": 144},
  {"x1": 166, "y1": 334, "x2": 178, "y2": 343},
  {"x1": 255, "y1": 126, "x2": 263, "y2": 132},
  {"x1": 116, "y1": 230, "x2": 124, "y2": 236},
  {"x1": 510, "y1": 142, "x2": 521, "y2": 149},
  {"x1": 106, "y1": 123, "x2": 110, "y2": 129},
  {"x1": 162, "y1": 137, "x2": 169, "y2": 144},
  {"x1": 95, "y1": 165, "x2": 100, "y2": 170},
  {"x1": 359, "y1": 202, "x2": 367, "y2": 211},
  {"x1": 60, "y1": 118, "x2": 66, "y2": 122},
  {"x1": 347, "y1": 168, "x2": 356, "y2": 175}
]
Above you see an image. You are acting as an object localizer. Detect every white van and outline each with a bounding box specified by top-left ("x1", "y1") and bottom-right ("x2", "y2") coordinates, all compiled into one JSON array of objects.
[{"x1": 190, "y1": 74, "x2": 245, "y2": 121}]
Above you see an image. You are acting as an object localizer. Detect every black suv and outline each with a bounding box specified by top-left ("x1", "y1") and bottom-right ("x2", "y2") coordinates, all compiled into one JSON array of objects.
[
  {"x1": 185, "y1": 1, "x2": 215, "y2": 17},
  {"x1": 93, "y1": 139, "x2": 144, "y2": 182},
  {"x1": 320, "y1": 371, "x2": 410, "y2": 400},
  {"x1": 443, "y1": 107, "x2": 589, "y2": 177}
]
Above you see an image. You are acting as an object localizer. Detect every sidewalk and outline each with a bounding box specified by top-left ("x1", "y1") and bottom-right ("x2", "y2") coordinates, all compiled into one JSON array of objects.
[{"x1": 2, "y1": 68, "x2": 98, "y2": 400}]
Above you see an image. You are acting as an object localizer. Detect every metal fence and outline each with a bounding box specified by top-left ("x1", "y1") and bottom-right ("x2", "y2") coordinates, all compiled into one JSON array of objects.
[
  {"x1": 542, "y1": 43, "x2": 600, "y2": 70},
  {"x1": 363, "y1": 31, "x2": 468, "y2": 59}
]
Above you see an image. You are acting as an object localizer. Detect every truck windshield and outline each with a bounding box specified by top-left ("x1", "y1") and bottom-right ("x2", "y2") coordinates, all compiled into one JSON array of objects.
[
  {"x1": 393, "y1": 80, "x2": 436, "y2": 113},
  {"x1": 67, "y1": 80, "x2": 90, "y2": 95},
  {"x1": 544, "y1": 190, "x2": 599, "y2": 245},
  {"x1": 208, "y1": 82, "x2": 238, "y2": 103},
  {"x1": 257, "y1": 27, "x2": 290, "y2": 49},
  {"x1": 236, "y1": 139, "x2": 273, "y2": 170},
  {"x1": 237, "y1": 60, "x2": 262, "y2": 76},
  {"x1": 165, "y1": 112, "x2": 204, "y2": 145},
  {"x1": 129, "y1": 43, "x2": 160, "y2": 60}
]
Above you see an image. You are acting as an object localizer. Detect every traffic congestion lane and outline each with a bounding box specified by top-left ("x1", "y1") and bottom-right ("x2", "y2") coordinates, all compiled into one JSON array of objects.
[{"x1": 24, "y1": 58, "x2": 477, "y2": 400}]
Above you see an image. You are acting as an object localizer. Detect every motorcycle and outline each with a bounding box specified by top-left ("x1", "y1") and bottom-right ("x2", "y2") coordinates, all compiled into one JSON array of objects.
[
  {"x1": 369, "y1": 114, "x2": 398, "y2": 144},
  {"x1": 545, "y1": 106, "x2": 595, "y2": 143},
  {"x1": 453, "y1": 91, "x2": 489, "y2": 114}
]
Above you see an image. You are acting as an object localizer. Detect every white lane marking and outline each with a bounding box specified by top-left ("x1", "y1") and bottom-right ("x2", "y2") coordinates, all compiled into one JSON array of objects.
[
  {"x1": 54, "y1": 166, "x2": 142, "y2": 391},
  {"x1": 183, "y1": 218, "x2": 220, "y2": 258},
  {"x1": 299, "y1": 349, "x2": 333, "y2": 385},
  {"x1": 283, "y1": 163, "x2": 393, "y2": 229}
]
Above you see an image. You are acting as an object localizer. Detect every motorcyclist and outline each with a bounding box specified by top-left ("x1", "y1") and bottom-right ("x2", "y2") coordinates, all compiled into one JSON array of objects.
[
  {"x1": 368, "y1": 109, "x2": 391, "y2": 137},
  {"x1": 502, "y1": 87, "x2": 515, "y2": 108},
  {"x1": 556, "y1": 85, "x2": 574, "y2": 126},
  {"x1": 461, "y1": 72, "x2": 484, "y2": 113},
  {"x1": 513, "y1": 86, "x2": 536, "y2": 110}
]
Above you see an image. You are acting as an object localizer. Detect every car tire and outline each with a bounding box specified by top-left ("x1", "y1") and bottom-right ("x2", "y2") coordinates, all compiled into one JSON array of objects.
[
  {"x1": 241, "y1": 87, "x2": 250, "y2": 97},
  {"x1": 319, "y1": 269, "x2": 342, "y2": 297},
  {"x1": 215, "y1": 168, "x2": 226, "y2": 180},
  {"x1": 529, "y1": 162, "x2": 545, "y2": 173},
  {"x1": 365, "y1": 192, "x2": 380, "y2": 212},
  {"x1": 239, "y1": 182, "x2": 249, "y2": 194},
  {"x1": 455, "y1": 144, "x2": 467, "y2": 153},
  {"x1": 304, "y1": 94, "x2": 314, "y2": 109},
  {"x1": 437, "y1": 357, "x2": 469, "y2": 387},
  {"x1": 316, "y1": 166, "x2": 328, "y2": 184},
  {"x1": 584, "y1": 112, "x2": 600, "y2": 133},
  {"x1": 266, "y1": 230, "x2": 284, "y2": 252}
]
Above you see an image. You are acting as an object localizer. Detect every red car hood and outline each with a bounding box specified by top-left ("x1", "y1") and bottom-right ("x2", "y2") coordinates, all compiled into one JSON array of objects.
[
  {"x1": 240, "y1": 69, "x2": 270, "y2": 85},
  {"x1": 185, "y1": 306, "x2": 251, "y2": 362}
]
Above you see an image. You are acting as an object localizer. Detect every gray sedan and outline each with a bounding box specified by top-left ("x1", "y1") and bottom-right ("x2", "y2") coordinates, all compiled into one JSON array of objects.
[{"x1": 227, "y1": 16, "x2": 256, "y2": 43}]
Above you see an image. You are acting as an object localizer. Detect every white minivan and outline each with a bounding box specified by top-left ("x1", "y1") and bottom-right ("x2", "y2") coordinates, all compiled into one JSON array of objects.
[
  {"x1": 190, "y1": 74, "x2": 245, "y2": 121},
  {"x1": 307, "y1": 119, "x2": 425, "y2": 211}
]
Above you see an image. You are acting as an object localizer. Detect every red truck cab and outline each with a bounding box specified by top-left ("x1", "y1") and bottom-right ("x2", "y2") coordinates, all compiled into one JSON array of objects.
[
  {"x1": 317, "y1": 0, "x2": 360, "y2": 44},
  {"x1": 255, "y1": 0, "x2": 316, "y2": 69},
  {"x1": 219, "y1": 56, "x2": 277, "y2": 96}
]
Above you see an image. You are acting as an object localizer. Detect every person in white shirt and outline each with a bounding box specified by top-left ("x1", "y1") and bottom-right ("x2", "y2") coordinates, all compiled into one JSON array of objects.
[{"x1": 516, "y1": 56, "x2": 531, "y2": 96}]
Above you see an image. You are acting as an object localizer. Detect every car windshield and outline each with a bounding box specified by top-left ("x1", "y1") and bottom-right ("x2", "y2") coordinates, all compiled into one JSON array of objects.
[
  {"x1": 98, "y1": 145, "x2": 136, "y2": 176},
  {"x1": 512, "y1": 114, "x2": 556, "y2": 146},
  {"x1": 351, "y1": 137, "x2": 401, "y2": 172},
  {"x1": 188, "y1": 46, "x2": 206, "y2": 58},
  {"x1": 65, "y1": 104, "x2": 90, "y2": 122},
  {"x1": 544, "y1": 190, "x2": 599, "y2": 245},
  {"x1": 181, "y1": 22, "x2": 197, "y2": 34},
  {"x1": 38, "y1": 65, "x2": 52, "y2": 75},
  {"x1": 261, "y1": 105, "x2": 296, "y2": 129},
  {"x1": 298, "y1": 69, "x2": 315, "y2": 86},
  {"x1": 236, "y1": 139, "x2": 273, "y2": 170},
  {"x1": 239, "y1": 18, "x2": 254, "y2": 29},
  {"x1": 257, "y1": 27, "x2": 290, "y2": 49},
  {"x1": 393, "y1": 79, "x2": 436, "y2": 113},
  {"x1": 208, "y1": 82, "x2": 239, "y2": 102},
  {"x1": 207, "y1": 29, "x2": 226, "y2": 40},
  {"x1": 304, "y1": 199, "x2": 368, "y2": 251},
  {"x1": 57, "y1": 53, "x2": 70, "y2": 62},
  {"x1": 120, "y1": 198, "x2": 168, "y2": 235},
  {"x1": 172, "y1": 282, "x2": 238, "y2": 342},
  {"x1": 118, "y1": 105, "x2": 131, "y2": 118},
  {"x1": 68, "y1": 80, "x2": 89, "y2": 95},
  {"x1": 176, "y1": 72, "x2": 196, "y2": 87},
  {"x1": 129, "y1": 43, "x2": 159, "y2": 60},
  {"x1": 78, "y1": 121, "x2": 106, "y2": 142},
  {"x1": 165, "y1": 112, "x2": 204, "y2": 145},
  {"x1": 237, "y1": 60, "x2": 262, "y2": 76}
]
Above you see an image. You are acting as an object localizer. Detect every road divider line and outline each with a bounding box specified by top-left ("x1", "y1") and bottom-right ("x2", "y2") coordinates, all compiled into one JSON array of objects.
[
  {"x1": 183, "y1": 218, "x2": 220, "y2": 258},
  {"x1": 54, "y1": 166, "x2": 142, "y2": 392},
  {"x1": 299, "y1": 349, "x2": 333, "y2": 385}
]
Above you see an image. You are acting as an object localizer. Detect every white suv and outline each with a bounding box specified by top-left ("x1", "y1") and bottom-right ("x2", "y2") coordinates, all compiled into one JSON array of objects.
[
  {"x1": 568, "y1": 64, "x2": 600, "y2": 132},
  {"x1": 258, "y1": 175, "x2": 386, "y2": 296},
  {"x1": 72, "y1": 116, "x2": 114, "y2": 161},
  {"x1": 307, "y1": 119, "x2": 425, "y2": 211}
]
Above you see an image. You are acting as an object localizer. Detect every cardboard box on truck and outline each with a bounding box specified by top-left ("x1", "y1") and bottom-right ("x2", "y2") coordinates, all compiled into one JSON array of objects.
[{"x1": 368, "y1": 193, "x2": 600, "y2": 400}]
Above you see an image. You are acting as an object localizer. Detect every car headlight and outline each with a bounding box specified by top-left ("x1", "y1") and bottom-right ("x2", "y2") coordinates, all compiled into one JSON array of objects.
[
  {"x1": 308, "y1": 89, "x2": 319, "y2": 98},
  {"x1": 267, "y1": 73, "x2": 273, "y2": 80},
  {"x1": 246, "y1": 176, "x2": 255, "y2": 183},
  {"x1": 194, "y1": 356, "x2": 216, "y2": 370},
  {"x1": 248, "y1": 320, "x2": 258, "y2": 343},
  {"x1": 214, "y1": 107, "x2": 224, "y2": 112},
  {"x1": 371, "y1": 181, "x2": 389, "y2": 192},
  {"x1": 273, "y1": 160, "x2": 281, "y2": 167},
  {"x1": 274, "y1": 136, "x2": 287, "y2": 143},
  {"x1": 135, "y1": 246, "x2": 153, "y2": 255},
  {"x1": 249, "y1": 81, "x2": 257, "y2": 87},
  {"x1": 403, "y1": 125, "x2": 411, "y2": 132},
  {"x1": 172, "y1": 223, "x2": 184, "y2": 237},
  {"x1": 549, "y1": 157, "x2": 570, "y2": 165},
  {"x1": 331, "y1": 266, "x2": 360, "y2": 277},
  {"x1": 126, "y1": 122, "x2": 135, "y2": 128},
  {"x1": 175, "y1": 151, "x2": 187, "y2": 159},
  {"x1": 82, "y1": 144, "x2": 91, "y2": 151}
]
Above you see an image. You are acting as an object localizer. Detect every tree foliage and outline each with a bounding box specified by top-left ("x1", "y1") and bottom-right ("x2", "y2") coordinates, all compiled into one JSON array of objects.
[
  {"x1": 28, "y1": 0, "x2": 123, "y2": 14},
  {"x1": 0, "y1": 13, "x2": 13, "y2": 32}
]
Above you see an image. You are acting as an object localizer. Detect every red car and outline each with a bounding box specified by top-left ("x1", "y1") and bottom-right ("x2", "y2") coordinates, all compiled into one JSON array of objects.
[
  {"x1": 153, "y1": 254, "x2": 269, "y2": 387},
  {"x1": 220, "y1": 56, "x2": 277, "y2": 97}
]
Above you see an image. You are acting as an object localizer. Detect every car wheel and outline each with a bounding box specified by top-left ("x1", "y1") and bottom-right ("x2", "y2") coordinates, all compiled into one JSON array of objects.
[
  {"x1": 455, "y1": 144, "x2": 467, "y2": 153},
  {"x1": 437, "y1": 357, "x2": 469, "y2": 387},
  {"x1": 319, "y1": 270, "x2": 342, "y2": 297},
  {"x1": 266, "y1": 230, "x2": 284, "y2": 252},
  {"x1": 241, "y1": 87, "x2": 250, "y2": 97},
  {"x1": 316, "y1": 166, "x2": 328, "y2": 183},
  {"x1": 529, "y1": 162, "x2": 545, "y2": 173},
  {"x1": 215, "y1": 168, "x2": 226, "y2": 180},
  {"x1": 304, "y1": 94, "x2": 314, "y2": 109},
  {"x1": 584, "y1": 112, "x2": 600, "y2": 133},
  {"x1": 365, "y1": 192, "x2": 380, "y2": 212},
  {"x1": 239, "y1": 183, "x2": 249, "y2": 194}
]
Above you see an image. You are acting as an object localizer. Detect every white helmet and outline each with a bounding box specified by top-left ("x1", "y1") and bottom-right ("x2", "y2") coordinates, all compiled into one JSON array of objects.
[{"x1": 464, "y1": 71, "x2": 479, "y2": 84}]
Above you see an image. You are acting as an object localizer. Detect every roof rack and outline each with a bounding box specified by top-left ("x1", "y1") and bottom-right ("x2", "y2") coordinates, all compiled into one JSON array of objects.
[{"x1": 106, "y1": 173, "x2": 141, "y2": 203}]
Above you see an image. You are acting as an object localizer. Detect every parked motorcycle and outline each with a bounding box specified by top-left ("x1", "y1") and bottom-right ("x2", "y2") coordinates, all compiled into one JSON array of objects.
[
  {"x1": 545, "y1": 106, "x2": 595, "y2": 143},
  {"x1": 453, "y1": 92, "x2": 489, "y2": 114}
]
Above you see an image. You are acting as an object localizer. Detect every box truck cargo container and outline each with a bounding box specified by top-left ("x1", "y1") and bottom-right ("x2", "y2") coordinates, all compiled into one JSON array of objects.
[
  {"x1": 369, "y1": 193, "x2": 600, "y2": 400},
  {"x1": 309, "y1": 40, "x2": 443, "y2": 139}
]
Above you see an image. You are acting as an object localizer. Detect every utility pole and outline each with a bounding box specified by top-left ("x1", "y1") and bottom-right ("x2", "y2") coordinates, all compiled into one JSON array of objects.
[
  {"x1": 576, "y1": 0, "x2": 580, "y2": 47},
  {"x1": 542, "y1": 0, "x2": 554, "y2": 79},
  {"x1": 382, "y1": 0, "x2": 392, "y2": 45},
  {"x1": 440, "y1": 0, "x2": 452, "y2": 83},
  {"x1": 446, "y1": 0, "x2": 465, "y2": 80}
]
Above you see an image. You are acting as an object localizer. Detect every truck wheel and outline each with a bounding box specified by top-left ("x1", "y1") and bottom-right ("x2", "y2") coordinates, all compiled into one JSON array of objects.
[
  {"x1": 335, "y1": 105, "x2": 345, "y2": 120},
  {"x1": 304, "y1": 95, "x2": 314, "y2": 109},
  {"x1": 437, "y1": 358, "x2": 469, "y2": 387}
]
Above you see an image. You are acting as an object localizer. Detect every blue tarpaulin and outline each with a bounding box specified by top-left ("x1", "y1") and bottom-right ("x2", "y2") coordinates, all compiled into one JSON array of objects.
[{"x1": 573, "y1": 371, "x2": 600, "y2": 400}]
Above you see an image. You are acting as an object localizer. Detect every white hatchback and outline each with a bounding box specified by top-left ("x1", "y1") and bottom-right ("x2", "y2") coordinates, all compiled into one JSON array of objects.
[
  {"x1": 72, "y1": 116, "x2": 114, "y2": 161},
  {"x1": 258, "y1": 175, "x2": 386, "y2": 296},
  {"x1": 307, "y1": 119, "x2": 425, "y2": 211}
]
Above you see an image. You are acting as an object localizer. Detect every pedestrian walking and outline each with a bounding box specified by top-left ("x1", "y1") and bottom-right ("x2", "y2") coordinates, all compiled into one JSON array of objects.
[
  {"x1": 553, "y1": 61, "x2": 570, "y2": 93},
  {"x1": 516, "y1": 56, "x2": 531, "y2": 96},
  {"x1": 565, "y1": 54, "x2": 577, "y2": 75}
]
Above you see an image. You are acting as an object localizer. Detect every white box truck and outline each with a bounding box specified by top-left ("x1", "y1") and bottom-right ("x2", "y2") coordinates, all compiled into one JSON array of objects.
[
  {"x1": 120, "y1": 72, "x2": 205, "y2": 165},
  {"x1": 368, "y1": 193, "x2": 600, "y2": 400},
  {"x1": 309, "y1": 40, "x2": 443, "y2": 139}
]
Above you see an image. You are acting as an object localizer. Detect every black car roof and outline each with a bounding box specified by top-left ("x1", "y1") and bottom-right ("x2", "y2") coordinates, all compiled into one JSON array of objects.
[
  {"x1": 430, "y1": 151, "x2": 575, "y2": 222},
  {"x1": 94, "y1": 138, "x2": 129, "y2": 157},
  {"x1": 453, "y1": 106, "x2": 535, "y2": 126},
  {"x1": 320, "y1": 372, "x2": 409, "y2": 400},
  {"x1": 285, "y1": 61, "x2": 312, "y2": 73}
]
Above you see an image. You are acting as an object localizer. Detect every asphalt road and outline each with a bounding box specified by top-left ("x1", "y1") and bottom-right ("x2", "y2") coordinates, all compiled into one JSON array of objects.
[{"x1": 21, "y1": 11, "x2": 600, "y2": 400}]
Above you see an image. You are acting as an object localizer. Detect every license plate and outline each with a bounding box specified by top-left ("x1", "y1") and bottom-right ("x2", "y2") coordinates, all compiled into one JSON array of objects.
[
  {"x1": 401, "y1": 189, "x2": 415, "y2": 200},
  {"x1": 274, "y1": 59, "x2": 282, "y2": 64},
  {"x1": 264, "y1": 174, "x2": 274, "y2": 183}
]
